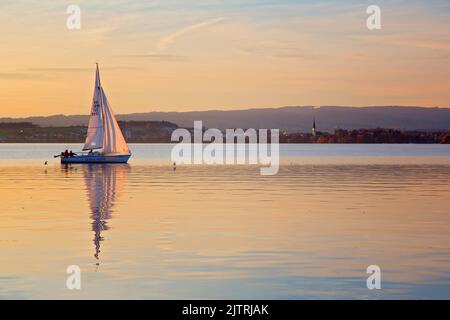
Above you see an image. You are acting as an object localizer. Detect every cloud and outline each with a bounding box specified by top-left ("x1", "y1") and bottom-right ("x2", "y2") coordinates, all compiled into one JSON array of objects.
[
  {"x1": 355, "y1": 35, "x2": 450, "y2": 51},
  {"x1": 120, "y1": 54, "x2": 188, "y2": 61},
  {"x1": 0, "y1": 72, "x2": 43, "y2": 80},
  {"x1": 157, "y1": 17, "x2": 225, "y2": 51},
  {"x1": 26, "y1": 66, "x2": 136, "y2": 73}
]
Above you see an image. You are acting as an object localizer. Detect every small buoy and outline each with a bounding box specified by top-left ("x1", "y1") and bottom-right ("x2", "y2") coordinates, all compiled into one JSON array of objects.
[
  {"x1": 173, "y1": 162, "x2": 177, "y2": 171},
  {"x1": 44, "y1": 161, "x2": 48, "y2": 165}
]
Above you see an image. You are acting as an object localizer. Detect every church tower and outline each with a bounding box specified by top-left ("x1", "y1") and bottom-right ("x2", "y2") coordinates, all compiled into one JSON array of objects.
[{"x1": 312, "y1": 118, "x2": 316, "y2": 137}]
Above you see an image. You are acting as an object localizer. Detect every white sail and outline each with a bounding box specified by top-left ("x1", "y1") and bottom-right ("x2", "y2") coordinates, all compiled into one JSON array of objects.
[
  {"x1": 100, "y1": 87, "x2": 130, "y2": 155},
  {"x1": 83, "y1": 66, "x2": 104, "y2": 151}
]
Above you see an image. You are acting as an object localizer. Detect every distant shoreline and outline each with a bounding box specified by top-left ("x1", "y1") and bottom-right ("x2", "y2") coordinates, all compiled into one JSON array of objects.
[
  {"x1": 2, "y1": 106, "x2": 450, "y2": 133},
  {"x1": 1, "y1": 120, "x2": 449, "y2": 144}
]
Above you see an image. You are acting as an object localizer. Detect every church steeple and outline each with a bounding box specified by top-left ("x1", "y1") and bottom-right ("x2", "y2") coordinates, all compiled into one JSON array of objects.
[{"x1": 312, "y1": 118, "x2": 316, "y2": 137}]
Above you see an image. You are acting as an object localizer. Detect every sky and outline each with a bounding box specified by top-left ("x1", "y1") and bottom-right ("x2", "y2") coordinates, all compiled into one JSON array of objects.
[{"x1": 0, "y1": 0, "x2": 449, "y2": 117}]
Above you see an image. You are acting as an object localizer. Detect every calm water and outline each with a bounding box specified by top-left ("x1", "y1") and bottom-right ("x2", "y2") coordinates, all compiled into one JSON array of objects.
[{"x1": 1, "y1": 144, "x2": 450, "y2": 299}]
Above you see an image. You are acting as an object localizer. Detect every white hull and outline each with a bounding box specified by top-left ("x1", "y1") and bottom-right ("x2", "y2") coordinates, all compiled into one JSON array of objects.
[{"x1": 61, "y1": 153, "x2": 131, "y2": 164}]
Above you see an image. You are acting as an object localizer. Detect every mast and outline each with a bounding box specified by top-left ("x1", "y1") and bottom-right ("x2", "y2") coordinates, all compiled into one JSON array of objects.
[
  {"x1": 97, "y1": 63, "x2": 106, "y2": 140},
  {"x1": 96, "y1": 62, "x2": 101, "y2": 87},
  {"x1": 83, "y1": 63, "x2": 105, "y2": 151}
]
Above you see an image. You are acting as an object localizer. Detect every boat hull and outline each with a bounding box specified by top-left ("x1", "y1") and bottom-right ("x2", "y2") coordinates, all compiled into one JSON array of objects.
[{"x1": 61, "y1": 154, "x2": 131, "y2": 164}]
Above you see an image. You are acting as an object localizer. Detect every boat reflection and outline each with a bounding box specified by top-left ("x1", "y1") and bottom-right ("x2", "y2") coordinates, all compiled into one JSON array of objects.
[{"x1": 83, "y1": 164, "x2": 130, "y2": 260}]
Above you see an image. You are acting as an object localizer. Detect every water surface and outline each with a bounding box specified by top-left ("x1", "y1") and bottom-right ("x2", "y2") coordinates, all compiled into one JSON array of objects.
[{"x1": 1, "y1": 144, "x2": 450, "y2": 299}]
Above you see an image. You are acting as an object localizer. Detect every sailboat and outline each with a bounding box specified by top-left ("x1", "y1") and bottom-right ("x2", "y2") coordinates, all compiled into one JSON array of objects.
[{"x1": 60, "y1": 64, "x2": 131, "y2": 164}]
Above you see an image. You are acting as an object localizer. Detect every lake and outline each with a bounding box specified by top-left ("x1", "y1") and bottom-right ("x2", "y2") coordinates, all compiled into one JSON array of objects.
[{"x1": 1, "y1": 144, "x2": 450, "y2": 299}]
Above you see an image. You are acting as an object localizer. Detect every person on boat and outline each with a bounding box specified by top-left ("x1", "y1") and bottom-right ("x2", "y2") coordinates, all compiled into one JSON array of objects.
[
  {"x1": 69, "y1": 150, "x2": 74, "y2": 157},
  {"x1": 63, "y1": 149, "x2": 69, "y2": 158}
]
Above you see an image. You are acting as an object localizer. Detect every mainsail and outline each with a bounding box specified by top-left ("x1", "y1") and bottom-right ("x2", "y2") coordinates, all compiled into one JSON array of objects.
[
  {"x1": 100, "y1": 87, "x2": 130, "y2": 155},
  {"x1": 83, "y1": 66, "x2": 104, "y2": 151},
  {"x1": 83, "y1": 64, "x2": 130, "y2": 155}
]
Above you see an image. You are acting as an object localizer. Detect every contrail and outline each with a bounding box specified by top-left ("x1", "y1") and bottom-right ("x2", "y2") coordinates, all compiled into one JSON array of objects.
[{"x1": 157, "y1": 17, "x2": 225, "y2": 50}]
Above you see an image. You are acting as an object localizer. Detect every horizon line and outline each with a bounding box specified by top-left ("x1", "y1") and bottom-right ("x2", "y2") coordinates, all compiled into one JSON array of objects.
[{"x1": 2, "y1": 105, "x2": 450, "y2": 119}]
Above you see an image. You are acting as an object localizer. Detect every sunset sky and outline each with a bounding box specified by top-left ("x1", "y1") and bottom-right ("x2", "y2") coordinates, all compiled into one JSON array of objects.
[{"x1": 0, "y1": 0, "x2": 449, "y2": 117}]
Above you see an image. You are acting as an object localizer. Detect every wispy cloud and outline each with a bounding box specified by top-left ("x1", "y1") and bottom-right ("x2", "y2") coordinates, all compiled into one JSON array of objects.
[
  {"x1": 26, "y1": 66, "x2": 136, "y2": 73},
  {"x1": 355, "y1": 35, "x2": 450, "y2": 51},
  {"x1": 0, "y1": 72, "x2": 43, "y2": 80},
  {"x1": 120, "y1": 54, "x2": 188, "y2": 61},
  {"x1": 157, "y1": 17, "x2": 225, "y2": 51}
]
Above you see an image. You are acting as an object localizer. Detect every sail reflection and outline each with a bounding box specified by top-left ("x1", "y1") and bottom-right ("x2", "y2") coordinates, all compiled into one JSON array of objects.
[{"x1": 83, "y1": 164, "x2": 130, "y2": 260}]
